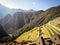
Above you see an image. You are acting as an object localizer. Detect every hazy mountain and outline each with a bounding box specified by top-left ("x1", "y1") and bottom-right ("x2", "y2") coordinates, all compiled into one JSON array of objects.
[
  {"x1": 0, "y1": 4, "x2": 24, "y2": 19},
  {"x1": 26, "y1": 9, "x2": 34, "y2": 12},
  {"x1": 0, "y1": 14, "x2": 12, "y2": 26},
  {"x1": 0, "y1": 4, "x2": 10, "y2": 19},
  {"x1": 0, "y1": 4, "x2": 36, "y2": 19},
  {"x1": 0, "y1": 5, "x2": 60, "y2": 35},
  {"x1": 1, "y1": 10, "x2": 43, "y2": 34}
]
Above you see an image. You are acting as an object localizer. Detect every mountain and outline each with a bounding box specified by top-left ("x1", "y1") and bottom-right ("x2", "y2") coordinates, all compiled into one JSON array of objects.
[
  {"x1": 0, "y1": 5, "x2": 60, "y2": 35},
  {"x1": 0, "y1": 14, "x2": 12, "y2": 26},
  {"x1": 0, "y1": 24, "x2": 8, "y2": 38},
  {"x1": 0, "y1": 4, "x2": 24, "y2": 19},
  {"x1": 0, "y1": 4, "x2": 10, "y2": 19},
  {"x1": 20, "y1": 5, "x2": 60, "y2": 32},
  {"x1": 0, "y1": 10, "x2": 43, "y2": 34},
  {"x1": 15, "y1": 6, "x2": 60, "y2": 42},
  {"x1": 0, "y1": 4, "x2": 36, "y2": 19},
  {"x1": 26, "y1": 9, "x2": 34, "y2": 12},
  {"x1": 0, "y1": 4, "x2": 60, "y2": 44},
  {"x1": 15, "y1": 17, "x2": 60, "y2": 42}
]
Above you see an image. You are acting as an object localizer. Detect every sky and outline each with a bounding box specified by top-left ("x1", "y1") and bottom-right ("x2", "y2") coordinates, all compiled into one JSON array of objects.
[{"x1": 0, "y1": 0, "x2": 60, "y2": 10}]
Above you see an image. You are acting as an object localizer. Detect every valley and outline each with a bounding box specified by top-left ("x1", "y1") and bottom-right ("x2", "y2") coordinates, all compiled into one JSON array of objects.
[{"x1": 0, "y1": 4, "x2": 60, "y2": 45}]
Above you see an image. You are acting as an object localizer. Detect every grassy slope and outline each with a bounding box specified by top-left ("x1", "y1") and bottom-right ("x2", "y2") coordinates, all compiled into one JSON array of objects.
[
  {"x1": 16, "y1": 17, "x2": 60, "y2": 42},
  {"x1": 49, "y1": 17, "x2": 60, "y2": 26},
  {"x1": 15, "y1": 23, "x2": 60, "y2": 42},
  {"x1": 20, "y1": 6, "x2": 60, "y2": 33},
  {"x1": 15, "y1": 27, "x2": 39, "y2": 42}
]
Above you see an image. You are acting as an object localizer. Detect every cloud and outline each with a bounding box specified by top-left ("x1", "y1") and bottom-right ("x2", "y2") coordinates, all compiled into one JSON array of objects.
[{"x1": 32, "y1": 2, "x2": 36, "y2": 5}]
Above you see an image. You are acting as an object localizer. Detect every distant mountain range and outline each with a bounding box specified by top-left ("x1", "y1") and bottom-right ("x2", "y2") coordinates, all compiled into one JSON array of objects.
[
  {"x1": 0, "y1": 4, "x2": 36, "y2": 19},
  {"x1": 0, "y1": 4, "x2": 60, "y2": 35},
  {"x1": 0, "y1": 10, "x2": 43, "y2": 34}
]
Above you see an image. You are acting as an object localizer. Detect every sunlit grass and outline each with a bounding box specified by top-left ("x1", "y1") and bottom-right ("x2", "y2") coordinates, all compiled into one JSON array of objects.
[
  {"x1": 41, "y1": 25, "x2": 50, "y2": 38},
  {"x1": 15, "y1": 23, "x2": 60, "y2": 43},
  {"x1": 15, "y1": 27, "x2": 39, "y2": 42}
]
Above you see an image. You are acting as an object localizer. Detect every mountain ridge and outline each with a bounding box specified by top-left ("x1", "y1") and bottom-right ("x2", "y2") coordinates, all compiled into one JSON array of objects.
[
  {"x1": 0, "y1": 5, "x2": 60, "y2": 34},
  {"x1": 0, "y1": 4, "x2": 37, "y2": 19},
  {"x1": 18, "y1": 5, "x2": 60, "y2": 33}
]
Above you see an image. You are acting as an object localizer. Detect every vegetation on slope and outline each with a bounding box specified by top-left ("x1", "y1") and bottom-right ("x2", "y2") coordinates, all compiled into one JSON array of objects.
[
  {"x1": 19, "y1": 5, "x2": 60, "y2": 34},
  {"x1": 15, "y1": 6, "x2": 60, "y2": 43},
  {"x1": 16, "y1": 22, "x2": 60, "y2": 42}
]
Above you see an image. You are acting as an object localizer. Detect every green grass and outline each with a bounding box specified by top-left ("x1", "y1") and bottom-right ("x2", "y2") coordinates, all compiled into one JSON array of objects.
[
  {"x1": 15, "y1": 27, "x2": 39, "y2": 42},
  {"x1": 44, "y1": 25, "x2": 53, "y2": 37},
  {"x1": 47, "y1": 23, "x2": 60, "y2": 34},
  {"x1": 46, "y1": 25, "x2": 57, "y2": 34},
  {"x1": 15, "y1": 23, "x2": 60, "y2": 43}
]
